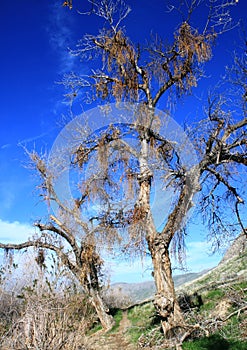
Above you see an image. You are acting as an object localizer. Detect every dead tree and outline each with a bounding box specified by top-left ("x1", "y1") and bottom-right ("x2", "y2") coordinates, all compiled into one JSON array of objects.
[
  {"x1": 0, "y1": 152, "x2": 115, "y2": 330},
  {"x1": 1, "y1": 0, "x2": 245, "y2": 345},
  {"x1": 59, "y1": 0, "x2": 246, "y2": 343}
]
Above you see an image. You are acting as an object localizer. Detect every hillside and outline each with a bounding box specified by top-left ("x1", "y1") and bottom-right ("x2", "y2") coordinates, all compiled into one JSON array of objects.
[
  {"x1": 220, "y1": 232, "x2": 247, "y2": 263},
  {"x1": 95, "y1": 233, "x2": 247, "y2": 350},
  {"x1": 179, "y1": 232, "x2": 247, "y2": 294}
]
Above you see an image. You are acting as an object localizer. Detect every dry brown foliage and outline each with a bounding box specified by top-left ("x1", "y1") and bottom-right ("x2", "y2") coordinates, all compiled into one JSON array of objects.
[{"x1": 94, "y1": 30, "x2": 139, "y2": 101}]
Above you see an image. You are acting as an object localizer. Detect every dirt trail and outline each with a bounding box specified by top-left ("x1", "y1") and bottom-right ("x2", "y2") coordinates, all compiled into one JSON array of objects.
[{"x1": 85, "y1": 311, "x2": 137, "y2": 350}]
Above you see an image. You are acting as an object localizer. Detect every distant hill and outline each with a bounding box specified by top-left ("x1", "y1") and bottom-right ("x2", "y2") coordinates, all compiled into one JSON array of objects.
[{"x1": 107, "y1": 270, "x2": 209, "y2": 305}]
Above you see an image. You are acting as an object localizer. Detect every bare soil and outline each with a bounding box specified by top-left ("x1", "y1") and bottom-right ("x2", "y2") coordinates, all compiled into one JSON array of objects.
[{"x1": 85, "y1": 311, "x2": 137, "y2": 350}]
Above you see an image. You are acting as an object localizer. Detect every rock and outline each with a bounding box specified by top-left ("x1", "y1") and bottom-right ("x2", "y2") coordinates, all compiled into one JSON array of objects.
[{"x1": 220, "y1": 232, "x2": 247, "y2": 264}]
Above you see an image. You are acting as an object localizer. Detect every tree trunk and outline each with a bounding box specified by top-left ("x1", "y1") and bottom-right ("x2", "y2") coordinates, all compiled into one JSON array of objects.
[
  {"x1": 148, "y1": 235, "x2": 185, "y2": 337},
  {"x1": 90, "y1": 289, "x2": 115, "y2": 330},
  {"x1": 137, "y1": 118, "x2": 186, "y2": 341}
]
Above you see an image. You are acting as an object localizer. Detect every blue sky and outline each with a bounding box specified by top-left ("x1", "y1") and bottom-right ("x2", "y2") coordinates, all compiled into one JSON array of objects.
[{"x1": 0, "y1": 0, "x2": 246, "y2": 283}]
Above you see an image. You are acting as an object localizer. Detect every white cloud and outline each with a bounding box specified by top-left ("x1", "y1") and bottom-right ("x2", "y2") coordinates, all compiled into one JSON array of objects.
[
  {"x1": 1, "y1": 144, "x2": 11, "y2": 150},
  {"x1": 47, "y1": 2, "x2": 77, "y2": 73},
  {"x1": 0, "y1": 219, "x2": 35, "y2": 244}
]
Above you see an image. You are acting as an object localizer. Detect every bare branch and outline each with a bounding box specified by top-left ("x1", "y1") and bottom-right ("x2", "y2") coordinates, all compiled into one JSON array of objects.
[
  {"x1": 78, "y1": 0, "x2": 131, "y2": 33},
  {"x1": 35, "y1": 217, "x2": 81, "y2": 260},
  {"x1": 221, "y1": 117, "x2": 247, "y2": 143},
  {"x1": 0, "y1": 240, "x2": 79, "y2": 276},
  {"x1": 219, "y1": 305, "x2": 247, "y2": 322},
  {"x1": 205, "y1": 167, "x2": 244, "y2": 203}
]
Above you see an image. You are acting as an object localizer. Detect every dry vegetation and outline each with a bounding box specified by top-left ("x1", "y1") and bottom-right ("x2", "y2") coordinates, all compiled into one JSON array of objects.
[
  {"x1": 0, "y1": 241, "x2": 246, "y2": 349},
  {"x1": 0, "y1": 262, "x2": 97, "y2": 350}
]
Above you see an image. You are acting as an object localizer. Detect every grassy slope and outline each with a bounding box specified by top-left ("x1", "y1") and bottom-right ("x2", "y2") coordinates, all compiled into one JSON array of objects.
[
  {"x1": 123, "y1": 251, "x2": 247, "y2": 349},
  {"x1": 178, "y1": 250, "x2": 247, "y2": 294},
  {"x1": 124, "y1": 281, "x2": 247, "y2": 349},
  {"x1": 96, "y1": 243, "x2": 247, "y2": 349}
]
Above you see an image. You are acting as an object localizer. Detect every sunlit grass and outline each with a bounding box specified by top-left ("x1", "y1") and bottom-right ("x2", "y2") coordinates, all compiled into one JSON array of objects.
[{"x1": 127, "y1": 303, "x2": 157, "y2": 343}]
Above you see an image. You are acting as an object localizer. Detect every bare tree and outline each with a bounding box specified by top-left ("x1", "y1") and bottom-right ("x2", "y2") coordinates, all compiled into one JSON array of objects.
[
  {"x1": 58, "y1": 0, "x2": 246, "y2": 344},
  {"x1": 0, "y1": 151, "x2": 115, "y2": 330},
  {"x1": 0, "y1": 0, "x2": 246, "y2": 346}
]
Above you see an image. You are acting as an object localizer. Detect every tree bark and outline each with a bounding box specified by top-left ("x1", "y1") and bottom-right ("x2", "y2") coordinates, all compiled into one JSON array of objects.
[
  {"x1": 137, "y1": 130, "x2": 185, "y2": 336},
  {"x1": 89, "y1": 289, "x2": 115, "y2": 330},
  {"x1": 77, "y1": 250, "x2": 115, "y2": 331},
  {"x1": 147, "y1": 169, "x2": 200, "y2": 337},
  {"x1": 148, "y1": 235, "x2": 185, "y2": 337}
]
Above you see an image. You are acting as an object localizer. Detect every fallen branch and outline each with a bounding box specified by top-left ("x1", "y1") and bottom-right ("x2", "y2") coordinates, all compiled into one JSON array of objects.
[{"x1": 219, "y1": 305, "x2": 247, "y2": 322}]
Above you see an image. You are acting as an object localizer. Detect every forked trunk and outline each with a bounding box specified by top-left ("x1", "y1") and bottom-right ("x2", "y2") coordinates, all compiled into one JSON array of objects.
[
  {"x1": 137, "y1": 119, "x2": 186, "y2": 343},
  {"x1": 148, "y1": 235, "x2": 185, "y2": 337},
  {"x1": 90, "y1": 289, "x2": 115, "y2": 330},
  {"x1": 148, "y1": 171, "x2": 200, "y2": 338}
]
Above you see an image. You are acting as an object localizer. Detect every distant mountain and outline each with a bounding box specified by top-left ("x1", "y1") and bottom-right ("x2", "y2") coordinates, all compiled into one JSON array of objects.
[
  {"x1": 107, "y1": 233, "x2": 247, "y2": 305},
  {"x1": 173, "y1": 271, "x2": 210, "y2": 287},
  {"x1": 107, "y1": 270, "x2": 209, "y2": 305},
  {"x1": 108, "y1": 281, "x2": 155, "y2": 304}
]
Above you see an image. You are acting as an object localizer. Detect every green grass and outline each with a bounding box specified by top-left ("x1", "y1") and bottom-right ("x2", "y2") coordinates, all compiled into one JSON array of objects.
[
  {"x1": 221, "y1": 313, "x2": 247, "y2": 341},
  {"x1": 200, "y1": 300, "x2": 215, "y2": 312},
  {"x1": 233, "y1": 281, "x2": 247, "y2": 290},
  {"x1": 88, "y1": 309, "x2": 123, "y2": 335},
  {"x1": 121, "y1": 250, "x2": 247, "y2": 348},
  {"x1": 199, "y1": 288, "x2": 225, "y2": 312},
  {"x1": 183, "y1": 334, "x2": 247, "y2": 350},
  {"x1": 196, "y1": 276, "x2": 212, "y2": 286},
  {"x1": 108, "y1": 309, "x2": 123, "y2": 333},
  {"x1": 127, "y1": 303, "x2": 157, "y2": 343},
  {"x1": 204, "y1": 289, "x2": 224, "y2": 300},
  {"x1": 125, "y1": 281, "x2": 247, "y2": 348}
]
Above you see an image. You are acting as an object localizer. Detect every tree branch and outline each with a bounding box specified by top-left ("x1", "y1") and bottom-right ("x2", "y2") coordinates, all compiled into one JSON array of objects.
[
  {"x1": 219, "y1": 305, "x2": 247, "y2": 322},
  {"x1": 0, "y1": 240, "x2": 79, "y2": 276},
  {"x1": 205, "y1": 167, "x2": 244, "y2": 204},
  {"x1": 221, "y1": 117, "x2": 247, "y2": 143},
  {"x1": 29, "y1": 151, "x2": 90, "y2": 235},
  {"x1": 35, "y1": 217, "x2": 81, "y2": 261}
]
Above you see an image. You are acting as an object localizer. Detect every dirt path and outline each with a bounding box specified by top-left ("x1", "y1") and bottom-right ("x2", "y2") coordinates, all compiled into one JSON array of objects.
[{"x1": 85, "y1": 311, "x2": 137, "y2": 350}]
